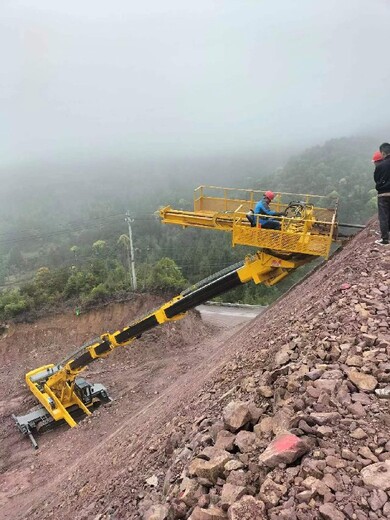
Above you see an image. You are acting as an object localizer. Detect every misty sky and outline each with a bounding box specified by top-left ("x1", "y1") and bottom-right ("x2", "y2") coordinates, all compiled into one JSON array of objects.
[{"x1": 1, "y1": 0, "x2": 390, "y2": 165}]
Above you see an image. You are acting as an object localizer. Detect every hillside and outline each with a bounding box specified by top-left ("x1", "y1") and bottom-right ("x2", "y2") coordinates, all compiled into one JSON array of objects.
[
  {"x1": 1, "y1": 221, "x2": 387, "y2": 519},
  {"x1": 260, "y1": 136, "x2": 379, "y2": 224}
]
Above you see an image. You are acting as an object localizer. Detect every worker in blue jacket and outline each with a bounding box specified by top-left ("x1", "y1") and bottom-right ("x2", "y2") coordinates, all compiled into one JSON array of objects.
[{"x1": 252, "y1": 191, "x2": 284, "y2": 229}]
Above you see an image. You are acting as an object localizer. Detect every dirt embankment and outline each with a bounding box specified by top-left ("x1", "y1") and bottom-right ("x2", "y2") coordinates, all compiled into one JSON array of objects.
[
  {"x1": 1, "y1": 294, "x2": 230, "y2": 519},
  {"x1": 1, "y1": 222, "x2": 389, "y2": 520}
]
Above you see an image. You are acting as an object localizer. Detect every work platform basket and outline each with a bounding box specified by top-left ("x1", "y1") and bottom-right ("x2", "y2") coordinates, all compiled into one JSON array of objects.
[{"x1": 160, "y1": 186, "x2": 338, "y2": 259}]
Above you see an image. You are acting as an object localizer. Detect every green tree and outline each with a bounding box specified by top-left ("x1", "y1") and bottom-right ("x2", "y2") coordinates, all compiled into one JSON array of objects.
[{"x1": 147, "y1": 257, "x2": 186, "y2": 292}]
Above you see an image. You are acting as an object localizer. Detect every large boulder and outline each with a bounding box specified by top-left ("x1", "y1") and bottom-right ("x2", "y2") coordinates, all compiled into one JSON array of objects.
[
  {"x1": 361, "y1": 460, "x2": 390, "y2": 491},
  {"x1": 259, "y1": 433, "x2": 309, "y2": 468}
]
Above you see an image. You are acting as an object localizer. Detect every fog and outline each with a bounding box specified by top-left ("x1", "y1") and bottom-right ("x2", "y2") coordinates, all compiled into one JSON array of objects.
[{"x1": 1, "y1": 0, "x2": 390, "y2": 168}]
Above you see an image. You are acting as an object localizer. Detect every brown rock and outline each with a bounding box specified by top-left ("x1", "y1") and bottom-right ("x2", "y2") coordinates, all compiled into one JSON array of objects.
[
  {"x1": 259, "y1": 433, "x2": 309, "y2": 468},
  {"x1": 348, "y1": 402, "x2": 366, "y2": 417},
  {"x1": 346, "y1": 355, "x2": 364, "y2": 367},
  {"x1": 189, "y1": 506, "x2": 227, "y2": 520},
  {"x1": 226, "y1": 470, "x2": 248, "y2": 487},
  {"x1": 350, "y1": 427, "x2": 368, "y2": 440},
  {"x1": 358, "y1": 447, "x2": 378, "y2": 463},
  {"x1": 169, "y1": 500, "x2": 188, "y2": 519},
  {"x1": 319, "y1": 503, "x2": 345, "y2": 520},
  {"x1": 227, "y1": 496, "x2": 266, "y2": 520},
  {"x1": 215, "y1": 430, "x2": 236, "y2": 451},
  {"x1": 341, "y1": 448, "x2": 356, "y2": 461},
  {"x1": 347, "y1": 370, "x2": 378, "y2": 392},
  {"x1": 254, "y1": 417, "x2": 274, "y2": 436},
  {"x1": 258, "y1": 385, "x2": 273, "y2": 398},
  {"x1": 234, "y1": 431, "x2": 256, "y2": 453},
  {"x1": 143, "y1": 504, "x2": 169, "y2": 520},
  {"x1": 361, "y1": 460, "x2": 390, "y2": 491},
  {"x1": 179, "y1": 478, "x2": 202, "y2": 507},
  {"x1": 188, "y1": 453, "x2": 233, "y2": 483},
  {"x1": 220, "y1": 483, "x2": 246, "y2": 507},
  {"x1": 223, "y1": 401, "x2": 251, "y2": 432},
  {"x1": 259, "y1": 477, "x2": 288, "y2": 506},
  {"x1": 310, "y1": 412, "x2": 340, "y2": 425},
  {"x1": 368, "y1": 489, "x2": 388, "y2": 511},
  {"x1": 322, "y1": 473, "x2": 342, "y2": 492},
  {"x1": 224, "y1": 460, "x2": 244, "y2": 472}
]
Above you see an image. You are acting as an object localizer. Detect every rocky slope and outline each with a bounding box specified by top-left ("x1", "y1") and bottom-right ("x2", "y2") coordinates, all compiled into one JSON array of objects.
[{"x1": 141, "y1": 224, "x2": 390, "y2": 520}]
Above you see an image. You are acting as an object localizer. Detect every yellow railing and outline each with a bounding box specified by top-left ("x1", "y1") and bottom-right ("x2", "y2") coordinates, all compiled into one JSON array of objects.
[{"x1": 161, "y1": 186, "x2": 338, "y2": 258}]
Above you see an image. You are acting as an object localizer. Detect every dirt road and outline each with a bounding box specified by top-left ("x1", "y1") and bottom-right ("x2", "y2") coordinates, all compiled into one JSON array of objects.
[{"x1": 0, "y1": 297, "x2": 259, "y2": 520}]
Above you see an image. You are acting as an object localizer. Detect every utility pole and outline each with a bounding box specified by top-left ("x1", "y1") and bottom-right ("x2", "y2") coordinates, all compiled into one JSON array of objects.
[{"x1": 125, "y1": 212, "x2": 137, "y2": 291}]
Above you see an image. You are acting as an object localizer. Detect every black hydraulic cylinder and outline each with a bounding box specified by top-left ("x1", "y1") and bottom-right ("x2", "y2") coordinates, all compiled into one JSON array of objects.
[
  {"x1": 165, "y1": 271, "x2": 242, "y2": 318},
  {"x1": 338, "y1": 222, "x2": 365, "y2": 229}
]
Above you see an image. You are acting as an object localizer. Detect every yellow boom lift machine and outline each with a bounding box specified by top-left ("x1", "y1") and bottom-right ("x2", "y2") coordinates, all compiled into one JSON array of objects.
[{"x1": 14, "y1": 186, "x2": 339, "y2": 448}]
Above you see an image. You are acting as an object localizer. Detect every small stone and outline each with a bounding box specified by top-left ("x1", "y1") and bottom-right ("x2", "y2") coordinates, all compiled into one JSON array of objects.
[
  {"x1": 341, "y1": 448, "x2": 356, "y2": 461},
  {"x1": 188, "y1": 452, "x2": 233, "y2": 484},
  {"x1": 258, "y1": 385, "x2": 274, "y2": 398},
  {"x1": 350, "y1": 427, "x2": 368, "y2": 440},
  {"x1": 325, "y1": 456, "x2": 346, "y2": 469},
  {"x1": 145, "y1": 475, "x2": 159, "y2": 487},
  {"x1": 189, "y1": 506, "x2": 227, "y2": 520},
  {"x1": 224, "y1": 460, "x2": 244, "y2": 472},
  {"x1": 359, "y1": 447, "x2": 378, "y2": 463},
  {"x1": 259, "y1": 477, "x2": 288, "y2": 506},
  {"x1": 227, "y1": 496, "x2": 266, "y2": 520}
]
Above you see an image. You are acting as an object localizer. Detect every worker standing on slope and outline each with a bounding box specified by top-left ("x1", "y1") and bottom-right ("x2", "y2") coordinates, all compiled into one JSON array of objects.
[
  {"x1": 253, "y1": 191, "x2": 284, "y2": 230},
  {"x1": 374, "y1": 143, "x2": 390, "y2": 246}
]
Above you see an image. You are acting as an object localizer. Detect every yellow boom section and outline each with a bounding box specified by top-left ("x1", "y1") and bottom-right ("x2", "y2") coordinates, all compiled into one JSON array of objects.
[{"x1": 160, "y1": 185, "x2": 338, "y2": 259}]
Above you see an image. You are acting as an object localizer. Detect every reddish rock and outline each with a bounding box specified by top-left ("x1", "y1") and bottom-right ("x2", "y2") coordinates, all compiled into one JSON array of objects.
[
  {"x1": 227, "y1": 496, "x2": 266, "y2": 520},
  {"x1": 259, "y1": 433, "x2": 309, "y2": 468}
]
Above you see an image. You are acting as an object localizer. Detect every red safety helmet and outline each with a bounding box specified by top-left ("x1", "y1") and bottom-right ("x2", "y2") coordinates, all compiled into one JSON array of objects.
[
  {"x1": 265, "y1": 191, "x2": 275, "y2": 200},
  {"x1": 372, "y1": 151, "x2": 383, "y2": 163}
]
